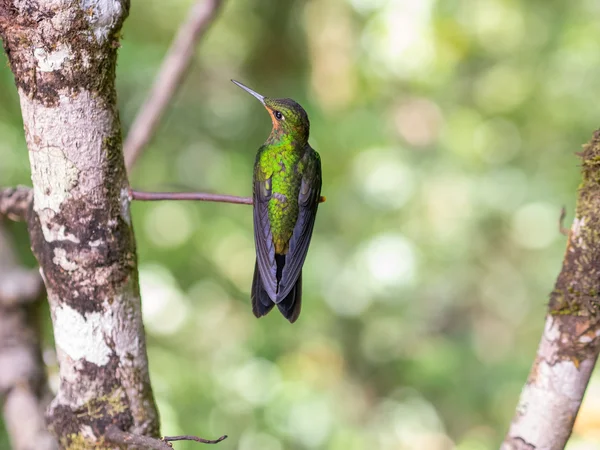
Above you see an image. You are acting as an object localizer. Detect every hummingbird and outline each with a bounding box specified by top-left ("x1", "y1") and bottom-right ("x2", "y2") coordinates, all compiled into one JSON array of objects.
[{"x1": 232, "y1": 80, "x2": 322, "y2": 323}]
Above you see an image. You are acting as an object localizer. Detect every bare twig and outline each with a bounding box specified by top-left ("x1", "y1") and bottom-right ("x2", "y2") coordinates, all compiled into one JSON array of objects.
[
  {"x1": 130, "y1": 189, "x2": 327, "y2": 205},
  {"x1": 164, "y1": 435, "x2": 228, "y2": 445},
  {"x1": 502, "y1": 130, "x2": 600, "y2": 449},
  {"x1": 105, "y1": 425, "x2": 227, "y2": 449},
  {"x1": 0, "y1": 186, "x2": 32, "y2": 222},
  {"x1": 124, "y1": 0, "x2": 224, "y2": 170},
  {"x1": 2, "y1": 186, "x2": 325, "y2": 211},
  {"x1": 131, "y1": 189, "x2": 253, "y2": 205}
]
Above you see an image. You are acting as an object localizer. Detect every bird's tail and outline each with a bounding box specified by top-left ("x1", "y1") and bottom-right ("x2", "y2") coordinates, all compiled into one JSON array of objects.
[
  {"x1": 251, "y1": 260, "x2": 302, "y2": 323},
  {"x1": 276, "y1": 271, "x2": 302, "y2": 323},
  {"x1": 252, "y1": 261, "x2": 275, "y2": 318}
]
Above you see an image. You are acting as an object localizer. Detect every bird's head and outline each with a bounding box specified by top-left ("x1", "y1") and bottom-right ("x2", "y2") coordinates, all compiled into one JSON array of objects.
[{"x1": 232, "y1": 80, "x2": 310, "y2": 144}]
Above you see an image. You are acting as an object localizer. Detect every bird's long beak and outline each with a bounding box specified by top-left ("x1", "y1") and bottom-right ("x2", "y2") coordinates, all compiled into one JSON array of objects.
[{"x1": 231, "y1": 80, "x2": 265, "y2": 105}]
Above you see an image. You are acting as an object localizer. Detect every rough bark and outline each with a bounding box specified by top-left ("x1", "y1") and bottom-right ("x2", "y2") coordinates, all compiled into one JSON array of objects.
[
  {"x1": 503, "y1": 130, "x2": 600, "y2": 449},
  {"x1": 0, "y1": 1, "x2": 160, "y2": 448},
  {"x1": 0, "y1": 225, "x2": 55, "y2": 450}
]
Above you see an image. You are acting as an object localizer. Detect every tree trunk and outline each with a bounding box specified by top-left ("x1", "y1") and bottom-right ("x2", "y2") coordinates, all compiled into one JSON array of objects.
[
  {"x1": 0, "y1": 1, "x2": 160, "y2": 447},
  {"x1": 503, "y1": 130, "x2": 600, "y2": 449}
]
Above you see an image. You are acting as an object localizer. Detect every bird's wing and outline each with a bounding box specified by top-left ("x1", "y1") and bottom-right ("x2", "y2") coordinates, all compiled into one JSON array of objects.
[
  {"x1": 253, "y1": 167, "x2": 278, "y2": 301},
  {"x1": 277, "y1": 151, "x2": 322, "y2": 302}
]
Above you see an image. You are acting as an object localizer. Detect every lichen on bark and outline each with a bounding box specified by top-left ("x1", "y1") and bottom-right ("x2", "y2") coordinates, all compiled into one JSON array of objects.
[{"x1": 0, "y1": 0, "x2": 160, "y2": 447}]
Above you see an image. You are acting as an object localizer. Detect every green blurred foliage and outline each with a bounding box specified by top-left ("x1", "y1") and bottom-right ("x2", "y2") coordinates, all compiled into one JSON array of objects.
[{"x1": 3, "y1": 0, "x2": 600, "y2": 448}]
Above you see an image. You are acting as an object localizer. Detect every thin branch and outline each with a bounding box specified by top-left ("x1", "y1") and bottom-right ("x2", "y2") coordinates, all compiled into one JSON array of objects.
[
  {"x1": 130, "y1": 189, "x2": 327, "y2": 205},
  {"x1": 1, "y1": 185, "x2": 325, "y2": 218},
  {"x1": 0, "y1": 186, "x2": 32, "y2": 222},
  {"x1": 105, "y1": 425, "x2": 227, "y2": 449},
  {"x1": 124, "y1": 0, "x2": 224, "y2": 171},
  {"x1": 164, "y1": 435, "x2": 228, "y2": 445},
  {"x1": 131, "y1": 189, "x2": 253, "y2": 205}
]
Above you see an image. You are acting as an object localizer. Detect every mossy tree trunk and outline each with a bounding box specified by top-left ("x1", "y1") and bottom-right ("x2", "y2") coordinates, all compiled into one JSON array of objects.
[
  {"x1": 0, "y1": 1, "x2": 160, "y2": 448},
  {"x1": 503, "y1": 131, "x2": 600, "y2": 449}
]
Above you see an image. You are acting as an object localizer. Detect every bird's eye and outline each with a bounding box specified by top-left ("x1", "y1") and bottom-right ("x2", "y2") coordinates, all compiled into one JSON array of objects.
[{"x1": 274, "y1": 110, "x2": 284, "y2": 120}]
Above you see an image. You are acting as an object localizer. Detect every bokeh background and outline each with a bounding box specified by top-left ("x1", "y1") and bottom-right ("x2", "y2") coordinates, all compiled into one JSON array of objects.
[{"x1": 2, "y1": 0, "x2": 600, "y2": 448}]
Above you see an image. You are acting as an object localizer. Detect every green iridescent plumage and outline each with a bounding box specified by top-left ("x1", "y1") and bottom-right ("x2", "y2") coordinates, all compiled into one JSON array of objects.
[{"x1": 233, "y1": 80, "x2": 322, "y2": 323}]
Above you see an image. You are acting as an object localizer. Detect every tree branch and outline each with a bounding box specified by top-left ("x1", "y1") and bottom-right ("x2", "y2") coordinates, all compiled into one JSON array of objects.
[
  {"x1": 124, "y1": 0, "x2": 224, "y2": 171},
  {"x1": 105, "y1": 425, "x2": 227, "y2": 448},
  {"x1": 502, "y1": 130, "x2": 600, "y2": 449},
  {"x1": 130, "y1": 189, "x2": 253, "y2": 205},
  {"x1": 164, "y1": 435, "x2": 228, "y2": 445},
  {"x1": 130, "y1": 189, "x2": 326, "y2": 205},
  {"x1": 2, "y1": 187, "x2": 326, "y2": 221}
]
